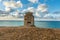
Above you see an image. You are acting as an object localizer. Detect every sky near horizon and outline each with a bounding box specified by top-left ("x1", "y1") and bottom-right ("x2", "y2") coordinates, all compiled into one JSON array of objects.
[{"x1": 0, "y1": 0, "x2": 60, "y2": 19}]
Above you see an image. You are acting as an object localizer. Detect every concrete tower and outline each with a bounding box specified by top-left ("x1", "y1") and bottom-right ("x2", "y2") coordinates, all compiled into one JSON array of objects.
[{"x1": 24, "y1": 12, "x2": 34, "y2": 27}]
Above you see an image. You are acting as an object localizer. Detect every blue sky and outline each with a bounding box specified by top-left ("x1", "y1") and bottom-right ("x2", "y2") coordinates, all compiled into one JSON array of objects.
[
  {"x1": 46, "y1": 0, "x2": 60, "y2": 13},
  {"x1": 0, "y1": 0, "x2": 60, "y2": 19},
  {"x1": 0, "y1": 0, "x2": 60, "y2": 13}
]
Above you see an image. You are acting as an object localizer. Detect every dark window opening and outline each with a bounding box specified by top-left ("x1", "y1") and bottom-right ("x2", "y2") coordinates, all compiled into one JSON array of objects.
[{"x1": 27, "y1": 22, "x2": 31, "y2": 24}]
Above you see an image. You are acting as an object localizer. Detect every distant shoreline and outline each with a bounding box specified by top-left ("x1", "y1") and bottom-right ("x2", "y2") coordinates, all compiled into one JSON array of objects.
[{"x1": 0, "y1": 20, "x2": 60, "y2": 22}]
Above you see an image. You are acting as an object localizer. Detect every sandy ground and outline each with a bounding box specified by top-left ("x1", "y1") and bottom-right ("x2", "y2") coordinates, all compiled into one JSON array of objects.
[{"x1": 0, "y1": 27, "x2": 60, "y2": 40}]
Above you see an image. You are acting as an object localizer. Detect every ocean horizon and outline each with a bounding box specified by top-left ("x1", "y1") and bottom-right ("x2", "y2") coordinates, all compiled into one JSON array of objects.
[{"x1": 0, "y1": 20, "x2": 59, "y2": 28}]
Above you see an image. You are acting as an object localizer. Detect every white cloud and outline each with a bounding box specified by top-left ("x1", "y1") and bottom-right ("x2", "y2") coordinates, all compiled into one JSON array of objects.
[
  {"x1": 22, "y1": 7, "x2": 42, "y2": 17},
  {"x1": 3, "y1": 1, "x2": 16, "y2": 8},
  {"x1": 22, "y1": 4, "x2": 48, "y2": 17},
  {"x1": 5, "y1": 7, "x2": 11, "y2": 12},
  {"x1": 31, "y1": 4, "x2": 48, "y2": 18},
  {"x1": 43, "y1": 14, "x2": 56, "y2": 19},
  {"x1": 9, "y1": 10, "x2": 20, "y2": 18},
  {"x1": 3, "y1": 1, "x2": 48, "y2": 19},
  {"x1": 37, "y1": 4, "x2": 48, "y2": 12},
  {"x1": 22, "y1": 9, "x2": 26, "y2": 13},
  {"x1": 3, "y1": 1, "x2": 23, "y2": 8},
  {"x1": 3, "y1": 1, "x2": 23, "y2": 12},
  {"x1": 16, "y1": 1, "x2": 23, "y2": 8},
  {"x1": 28, "y1": 0, "x2": 38, "y2": 3},
  {"x1": 35, "y1": 12, "x2": 41, "y2": 17},
  {"x1": 22, "y1": 7, "x2": 35, "y2": 13},
  {"x1": 44, "y1": 14, "x2": 53, "y2": 17},
  {"x1": 27, "y1": 7, "x2": 35, "y2": 12}
]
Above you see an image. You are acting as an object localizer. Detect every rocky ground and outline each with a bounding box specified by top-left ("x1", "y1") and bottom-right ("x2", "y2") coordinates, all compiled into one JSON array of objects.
[{"x1": 0, "y1": 27, "x2": 60, "y2": 40}]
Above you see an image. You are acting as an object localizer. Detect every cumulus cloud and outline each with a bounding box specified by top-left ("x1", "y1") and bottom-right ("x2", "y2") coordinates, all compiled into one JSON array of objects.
[
  {"x1": 3, "y1": 1, "x2": 16, "y2": 8},
  {"x1": 3, "y1": 1, "x2": 23, "y2": 8},
  {"x1": 12, "y1": 10, "x2": 19, "y2": 16},
  {"x1": 22, "y1": 7, "x2": 35, "y2": 13},
  {"x1": 3, "y1": 1, "x2": 23, "y2": 12},
  {"x1": 5, "y1": 7, "x2": 11, "y2": 12},
  {"x1": 16, "y1": 1, "x2": 23, "y2": 8},
  {"x1": 3, "y1": 0, "x2": 48, "y2": 18},
  {"x1": 37, "y1": 4, "x2": 48, "y2": 12},
  {"x1": 22, "y1": 4, "x2": 48, "y2": 17},
  {"x1": 27, "y1": 7, "x2": 35, "y2": 12},
  {"x1": 22, "y1": 7, "x2": 41, "y2": 17},
  {"x1": 43, "y1": 13, "x2": 56, "y2": 19},
  {"x1": 35, "y1": 12, "x2": 41, "y2": 17},
  {"x1": 28, "y1": 0, "x2": 38, "y2": 3},
  {"x1": 44, "y1": 14, "x2": 53, "y2": 17},
  {"x1": 44, "y1": 11, "x2": 60, "y2": 19},
  {"x1": 30, "y1": 4, "x2": 48, "y2": 18}
]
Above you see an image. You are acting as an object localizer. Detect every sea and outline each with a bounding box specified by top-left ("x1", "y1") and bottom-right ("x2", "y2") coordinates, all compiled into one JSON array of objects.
[{"x1": 0, "y1": 20, "x2": 60, "y2": 28}]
